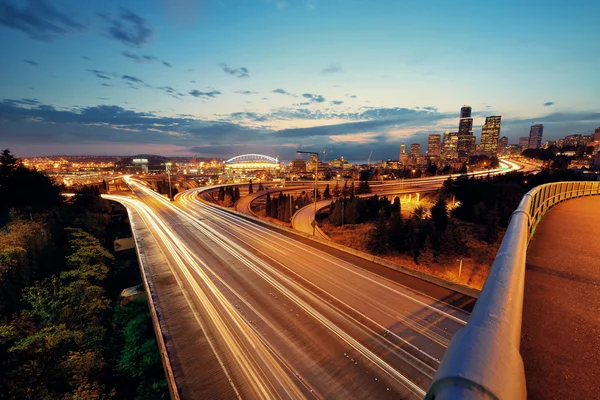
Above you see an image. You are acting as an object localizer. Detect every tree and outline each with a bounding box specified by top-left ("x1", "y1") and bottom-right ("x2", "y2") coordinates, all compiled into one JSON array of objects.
[
  {"x1": 367, "y1": 212, "x2": 388, "y2": 255},
  {"x1": 430, "y1": 197, "x2": 448, "y2": 233},
  {"x1": 234, "y1": 186, "x2": 241, "y2": 202},
  {"x1": 265, "y1": 193, "x2": 272, "y2": 216},
  {"x1": 248, "y1": 180, "x2": 254, "y2": 194},
  {"x1": 342, "y1": 181, "x2": 349, "y2": 197},
  {"x1": 392, "y1": 197, "x2": 401, "y2": 216},
  {"x1": 413, "y1": 206, "x2": 425, "y2": 220},
  {"x1": 357, "y1": 180, "x2": 372, "y2": 194},
  {"x1": 257, "y1": 182, "x2": 265, "y2": 191},
  {"x1": 332, "y1": 181, "x2": 341, "y2": 197},
  {"x1": 0, "y1": 148, "x2": 18, "y2": 175},
  {"x1": 218, "y1": 187, "x2": 225, "y2": 201},
  {"x1": 329, "y1": 200, "x2": 343, "y2": 226},
  {"x1": 485, "y1": 207, "x2": 500, "y2": 243},
  {"x1": 323, "y1": 184, "x2": 331, "y2": 199}
]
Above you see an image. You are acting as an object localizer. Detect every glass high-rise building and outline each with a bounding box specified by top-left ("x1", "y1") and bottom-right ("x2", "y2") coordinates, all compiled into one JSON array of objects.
[
  {"x1": 410, "y1": 143, "x2": 421, "y2": 157},
  {"x1": 457, "y1": 106, "x2": 474, "y2": 157},
  {"x1": 427, "y1": 134, "x2": 441, "y2": 156},
  {"x1": 528, "y1": 124, "x2": 544, "y2": 149},
  {"x1": 480, "y1": 116, "x2": 502, "y2": 155},
  {"x1": 498, "y1": 136, "x2": 509, "y2": 154}
]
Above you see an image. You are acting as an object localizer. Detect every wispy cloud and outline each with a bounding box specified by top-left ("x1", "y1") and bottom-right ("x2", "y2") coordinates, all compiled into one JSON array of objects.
[
  {"x1": 0, "y1": 0, "x2": 85, "y2": 42},
  {"x1": 302, "y1": 93, "x2": 326, "y2": 103},
  {"x1": 219, "y1": 63, "x2": 249, "y2": 78},
  {"x1": 543, "y1": 101, "x2": 555, "y2": 107},
  {"x1": 105, "y1": 9, "x2": 153, "y2": 48},
  {"x1": 121, "y1": 74, "x2": 143, "y2": 83},
  {"x1": 88, "y1": 69, "x2": 115, "y2": 80},
  {"x1": 189, "y1": 89, "x2": 222, "y2": 98},
  {"x1": 320, "y1": 64, "x2": 343, "y2": 74},
  {"x1": 122, "y1": 51, "x2": 172, "y2": 67},
  {"x1": 331, "y1": 100, "x2": 344, "y2": 105},
  {"x1": 23, "y1": 60, "x2": 39, "y2": 66},
  {"x1": 235, "y1": 90, "x2": 258, "y2": 95},
  {"x1": 272, "y1": 88, "x2": 296, "y2": 97}
]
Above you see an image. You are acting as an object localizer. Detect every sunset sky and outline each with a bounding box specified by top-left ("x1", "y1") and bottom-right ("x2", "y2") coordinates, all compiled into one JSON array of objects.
[{"x1": 1, "y1": 0, "x2": 599, "y2": 161}]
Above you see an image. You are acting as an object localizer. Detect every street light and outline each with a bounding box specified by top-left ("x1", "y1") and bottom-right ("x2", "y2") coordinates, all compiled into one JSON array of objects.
[
  {"x1": 165, "y1": 162, "x2": 173, "y2": 201},
  {"x1": 297, "y1": 150, "x2": 319, "y2": 236}
]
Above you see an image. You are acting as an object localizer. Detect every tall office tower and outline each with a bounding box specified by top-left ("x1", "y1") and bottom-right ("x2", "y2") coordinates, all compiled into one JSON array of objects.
[
  {"x1": 427, "y1": 134, "x2": 441, "y2": 156},
  {"x1": 457, "y1": 106, "x2": 474, "y2": 157},
  {"x1": 528, "y1": 124, "x2": 544, "y2": 149},
  {"x1": 400, "y1": 141, "x2": 406, "y2": 156},
  {"x1": 498, "y1": 136, "x2": 509, "y2": 153},
  {"x1": 480, "y1": 116, "x2": 502, "y2": 155},
  {"x1": 442, "y1": 132, "x2": 459, "y2": 159},
  {"x1": 460, "y1": 106, "x2": 472, "y2": 119},
  {"x1": 410, "y1": 143, "x2": 421, "y2": 157},
  {"x1": 594, "y1": 127, "x2": 600, "y2": 142},
  {"x1": 519, "y1": 137, "x2": 530, "y2": 150}
]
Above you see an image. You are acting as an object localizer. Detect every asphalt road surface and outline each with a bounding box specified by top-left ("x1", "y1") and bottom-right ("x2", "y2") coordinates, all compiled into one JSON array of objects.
[{"x1": 106, "y1": 177, "x2": 477, "y2": 399}]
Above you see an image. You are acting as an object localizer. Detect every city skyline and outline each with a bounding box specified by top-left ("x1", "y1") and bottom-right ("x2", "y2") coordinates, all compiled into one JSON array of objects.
[{"x1": 1, "y1": 0, "x2": 599, "y2": 159}]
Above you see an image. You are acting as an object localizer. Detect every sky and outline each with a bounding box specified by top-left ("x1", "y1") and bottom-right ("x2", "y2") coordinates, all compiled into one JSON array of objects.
[{"x1": 1, "y1": 0, "x2": 599, "y2": 161}]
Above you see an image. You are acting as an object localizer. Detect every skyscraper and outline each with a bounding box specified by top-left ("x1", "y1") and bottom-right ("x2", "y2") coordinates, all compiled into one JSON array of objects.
[
  {"x1": 528, "y1": 124, "x2": 544, "y2": 149},
  {"x1": 480, "y1": 116, "x2": 502, "y2": 155},
  {"x1": 498, "y1": 136, "x2": 508, "y2": 154},
  {"x1": 442, "y1": 132, "x2": 459, "y2": 159},
  {"x1": 457, "y1": 106, "x2": 474, "y2": 157},
  {"x1": 427, "y1": 134, "x2": 441, "y2": 156},
  {"x1": 519, "y1": 137, "x2": 530, "y2": 150},
  {"x1": 410, "y1": 143, "x2": 421, "y2": 157}
]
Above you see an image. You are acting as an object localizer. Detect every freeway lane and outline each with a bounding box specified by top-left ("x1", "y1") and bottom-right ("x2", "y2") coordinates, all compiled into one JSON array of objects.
[{"x1": 118, "y1": 178, "x2": 473, "y2": 399}]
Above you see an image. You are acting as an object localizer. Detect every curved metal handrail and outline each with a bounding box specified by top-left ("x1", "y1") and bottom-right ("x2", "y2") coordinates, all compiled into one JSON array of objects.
[{"x1": 425, "y1": 180, "x2": 600, "y2": 400}]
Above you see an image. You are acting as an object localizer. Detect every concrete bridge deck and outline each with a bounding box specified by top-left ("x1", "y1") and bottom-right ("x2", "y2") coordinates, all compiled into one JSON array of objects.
[{"x1": 522, "y1": 195, "x2": 600, "y2": 399}]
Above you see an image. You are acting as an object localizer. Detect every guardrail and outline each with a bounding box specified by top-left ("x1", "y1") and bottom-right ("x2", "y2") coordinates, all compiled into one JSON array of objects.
[{"x1": 425, "y1": 180, "x2": 600, "y2": 400}]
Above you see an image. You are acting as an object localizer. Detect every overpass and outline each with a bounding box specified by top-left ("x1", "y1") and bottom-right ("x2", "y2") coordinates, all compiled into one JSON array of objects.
[
  {"x1": 107, "y1": 177, "x2": 475, "y2": 399},
  {"x1": 427, "y1": 181, "x2": 600, "y2": 399}
]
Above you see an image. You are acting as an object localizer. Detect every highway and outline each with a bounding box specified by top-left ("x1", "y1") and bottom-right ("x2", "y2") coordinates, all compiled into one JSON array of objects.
[{"x1": 109, "y1": 177, "x2": 474, "y2": 399}]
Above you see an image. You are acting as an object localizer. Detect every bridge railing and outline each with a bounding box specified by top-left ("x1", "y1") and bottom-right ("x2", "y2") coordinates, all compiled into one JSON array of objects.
[{"x1": 425, "y1": 180, "x2": 600, "y2": 400}]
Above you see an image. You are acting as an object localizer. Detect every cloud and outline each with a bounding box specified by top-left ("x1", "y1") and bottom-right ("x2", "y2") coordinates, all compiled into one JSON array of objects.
[
  {"x1": 235, "y1": 90, "x2": 258, "y2": 95},
  {"x1": 543, "y1": 101, "x2": 555, "y2": 107},
  {"x1": 321, "y1": 65, "x2": 343, "y2": 74},
  {"x1": 2, "y1": 98, "x2": 40, "y2": 106},
  {"x1": 302, "y1": 93, "x2": 326, "y2": 103},
  {"x1": 272, "y1": 88, "x2": 296, "y2": 97},
  {"x1": 345, "y1": 94, "x2": 357, "y2": 99},
  {"x1": 89, "y1": 69, "x2": 115, "y2": 80},
  {"x1": 23, "y1": 60, "x2": 39, "y2": 66},
  {"x1": 219, "y1": 63, "x2": 249, "y2": 78},
  {"x1": 0, "y1": 0, "x2": 85, "y2": 41},
  {"x1": 105, "y1": 9, "x2": 153, "y2": 48},
  {"x1": 122, "y1": 51, "x2": 172, "y2": 67},
  {"x1": 121, "y1": 75, "x2": 143, "y2": 83},
  {"x1": 189, "y1": 89, "x2": 221, "y2": 98},
  {"x1": 331, "y1": 100, "x2": 344, "y2": 105},
  {"x1": 81, "y1": 56, "x2": 90, "y2": 60}
]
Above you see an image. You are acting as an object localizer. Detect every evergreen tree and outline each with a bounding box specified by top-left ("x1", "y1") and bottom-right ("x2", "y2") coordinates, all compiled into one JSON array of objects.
[
  {"x1": 248, "y1": 179, "x2": 254, "y2": 194},
  {"x1": 485, "y1": 207, "x2": 500, "y2": 243},
  {"x1": 271, "y1": 198, "x2": 279, "y2": 219},
  {"x1": 234, "y1": 186, "x2": 241, "y2": 201},
  {"x1": 392, "y1": 197, "x2": 401, "y2": 216},
  {"x1": 350, "y1": 181, "x2": 356, "y2": 197},
  {"x1": 388, "y1": 212, "x2": 405, "y2": 252},
  {"x1": 0, "y1": 148, "x2": 18, "y2": 175},
  {"x1": 342, "y1": 181, "x2": 349, "y2": 197},
  {"x1": 329, "y1": 200, "x2": 343, "y2": 226},
  {"x1": 265, "y1": 193, "x2": 272, "y2": 216},
  {"x1": 258, "y1": 182, "x2": 265, "y2": 191},
  {"x1": 430, "y1": 197, "x2": 448, "y2": 233},
  {"x1": 332, "y1": 181, "x2": 341, "y2": 197},
  {"x1": 323, "y1": 184, "x2": 331, "y2": 199},
  {"x1": 283, "y1": 195, "x2": 291, "y2": 222},
  {"x1": 218, "y1": 187, "x2": 225, "y2": 201},
  {"x1": 357, "y1": 180, "x2": 372, "y2": 194},
  {"x1": 367, "y1": 211, "x2": 388, "y2": 255}
]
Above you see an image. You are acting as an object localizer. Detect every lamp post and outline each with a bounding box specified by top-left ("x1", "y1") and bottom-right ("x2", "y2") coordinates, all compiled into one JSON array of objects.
[
  {"x1": 297, "y1": 150, "x2": 319, "y2": 236},
  {"x1": 165, "y1": 162, "x2": 173, "y2": 201}
]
